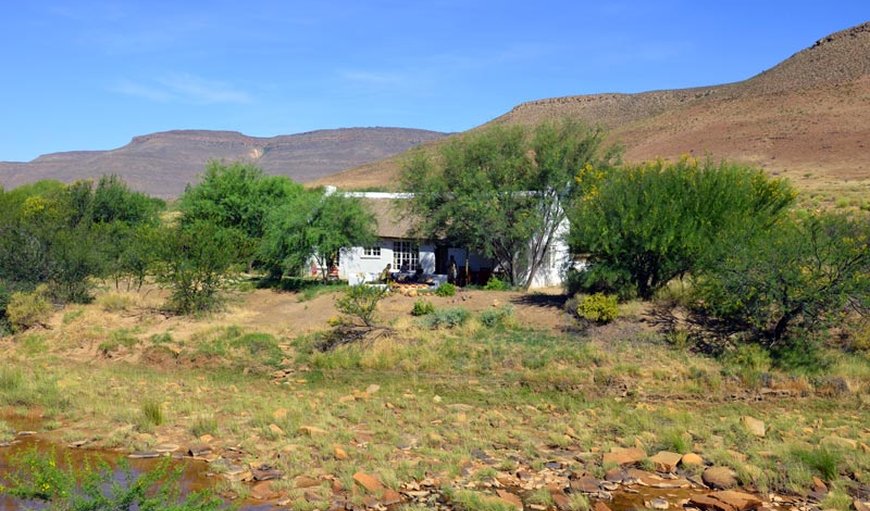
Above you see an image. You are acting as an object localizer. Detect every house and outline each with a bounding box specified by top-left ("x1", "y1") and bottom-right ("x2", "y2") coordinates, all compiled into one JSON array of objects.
[{"x1": 334, "y1": 191, "x2": 572, "y2": 289}]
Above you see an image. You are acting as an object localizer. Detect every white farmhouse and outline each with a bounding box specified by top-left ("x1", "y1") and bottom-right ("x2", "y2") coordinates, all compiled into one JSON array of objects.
[{"x1": 335, "y1": 191, "x2": 572, "y2": 289}]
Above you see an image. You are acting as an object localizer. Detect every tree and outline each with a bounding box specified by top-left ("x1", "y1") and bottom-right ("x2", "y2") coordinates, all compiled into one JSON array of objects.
[
  {"x1": 179, "y1": 161, "x2": 303, "y2": 266},
  {"x1": 260, "y1": 190, "x2": 377, "y2": 280},
  {"x1": 692, "y1": 213, "x2": 870, "y2": 353},
  {"x1": 568, "y1": 157, "x2": 795, "y2": 299},
  {"x1": 154, "y1": 221, "x2": 243, "y2": 314},
  {"x1": 403, "y1": 119, "x2": 620, "y2": 288}
]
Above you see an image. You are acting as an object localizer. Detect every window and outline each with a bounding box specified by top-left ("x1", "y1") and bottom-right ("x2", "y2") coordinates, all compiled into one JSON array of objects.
[
  {"x1": 393, "y1": 241, "x2": 418, "y2": 270},
  {"x1": 362, "y1": 246, "x2": 381, "y2": 257}
]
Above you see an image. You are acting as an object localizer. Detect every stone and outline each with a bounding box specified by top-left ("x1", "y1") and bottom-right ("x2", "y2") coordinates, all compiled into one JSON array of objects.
[
  {"x1": 646, "y1": 497, "x2": 669, "y2": 509},
  {"x1": 703, "y1": 467, "x2": 738, "y2": 489},
  {"x1": 710, "y1": 491, "x2": 763, "y2": 511},
  {"x1": 820, "y1": 435, "x2": 858, "y2": 450},
  {"x1": 812, "y1": 476, "x2": 827, "y2": 493},
  {"x1": 252, "y1": 465, "x2": 283, "y2": 481},
  {"x1": 649, "y1": 451, "x2": 683, "y2": 473},
  {"x1": 295, "y1": 476, "x2": 321, "y2": 489},
  {"x1": 365, "y1": 384, "x2": 381, "y2": 395},
  {"x1": 594, "y1": 502, "x2": 613, "y2": 511},
  {"x1": 198, "y1": 434, "x2": 214, "y2": 443},
  {"x1": 268, "y1": 423, "x2": 284, "y2": 436},
  {"x1": 273, "y1": 408, "x2": 288, "y2": 420},
  {"x1": 551, "y1": 491, "x2": 572, "y2": 511},
  {"x1": 853, "y1": 499, "x2": 870, "y2": 511},
  {"x1": 741, "y1": 416, "x2": 766, "y2": 437},
  {"x1": 353, "y1": 472, "x2": 385, "y2": 494},
  {"x1": 334, "y1": 445, "x2": 348, "y2": 460},
  {"x1": 570, "y1": 476, "x2": 601, "y2": 493},
  {"x1": 381, "y1": 489, "x2": 402, "y2": 506},
  {"x1": 681, "y1": 453, "x2": 705, "y2": 467},
  {"x1": 496, "y1": 489, "x2": 524, "y2": 510},
  {"x1": 603, "y1": 447, "x2": 646, "y2": 467},
  {"x1": 250, "y1": 481, "x2": 278, "y2": 500},
  {"x1": 154, "y1": 443, "x2": 179, "y2": 453},
  {"x1": 128, "y1": 451, "x2": 160, "y2": 459},
  {"x1": 299, "y1": 425, "x2": 328, "y2": 437},
  {"x1": 689, "y1": 495, "x2": 736, "y2": 511}
]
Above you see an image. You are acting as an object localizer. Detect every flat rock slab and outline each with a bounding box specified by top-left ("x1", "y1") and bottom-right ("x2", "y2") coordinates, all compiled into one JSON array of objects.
[
  {"x1": 570, "y1": 475, "x2": 602, "y2": 493},
  {"x1": 703, "y1": 467, "x2": 738, "y2": 489},
  {"x1": 496, "y1": 489, "x2": 524, "y2": 510},
  {"x1": 690, "y1": 491, "x2": 763, "y2": 511},
  {"x1": 603, "y1": 447, "x2": 646, "y2": 466},
  {"x1": 353, "y1": 472, "x2": 385, "y2": 494},
  {"x1": 129, "y1": 451, "x2": 161, "y2": 459},
  {"x1": 649, "y1": 451, "x2": 683, "y2": 472},
  {"x1": 741, "y1": 416, "x2": 765, "y2": 437}
]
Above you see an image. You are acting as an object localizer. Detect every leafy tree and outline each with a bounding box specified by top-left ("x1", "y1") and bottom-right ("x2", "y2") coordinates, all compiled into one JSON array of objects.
[
  {"x1": 260, "y1": 190, "x2": 377, "y2": 281},
  {"x1": 568, "y1": 157, "x2": 795, "y2": 299},
  {"x1": 692, "y1": 213, "x2": 870, "y2": 354},
  {"x1": 403, "y1": 119, "x2": 620, "y2": 288},
  {"x1": 154, "y1": 221, "x2": 243, "y2": 314},
  {"x1": 179, "y1": 161, "x2": 303, "y2": 266},
  {"x1": 335, "y1": 285, "x2": 388, "y2": 327}
]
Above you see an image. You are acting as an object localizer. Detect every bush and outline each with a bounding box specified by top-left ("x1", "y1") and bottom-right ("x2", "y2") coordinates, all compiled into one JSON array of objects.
[
  {"x1": 6, "y1": 285, "x2": 52, "y2": 332},
  {"x1": 411, "y1": 299, "x2": 436, "y2": 316},
  {"x1": 693, "y1": 213, "x2": 870, "y2": 359},
  {"x1": 141, "y1": 400, "x2": 164, "y2": 426},
  {"x1": 435, "y1": 282, "x2": 456, "y2": 297},
  {"x1": 424, "y1": 307, "x2": 471, "y2": 329},
  {"x1": 569, "y1": 157, "x2": 795, "y2": 299},
  {"x1": 483, "y1": 277, "x2": 510, "y2": 291},
  {"x1": 480, "y1": 305, "x2": 514, "y2": 328},
  {"x1": 335, "y1": 285, "x2": 387, "y2": 327},
  {"x1": 576, "y1": 293, "x2": 619, "y2": 324},
  {"x1": 97, "y1": 292, "x2": 135, "y2": 312}
]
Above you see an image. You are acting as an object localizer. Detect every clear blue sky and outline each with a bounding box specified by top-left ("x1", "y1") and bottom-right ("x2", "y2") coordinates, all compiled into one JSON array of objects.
[{"x1": 1, "y1": 1, "x2": 866, "y2": 162}]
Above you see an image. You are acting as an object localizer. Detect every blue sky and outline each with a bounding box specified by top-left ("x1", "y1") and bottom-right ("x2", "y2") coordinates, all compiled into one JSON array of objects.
[{"x1": 1, "y1": 1, "x2": 866, "y2": 162}]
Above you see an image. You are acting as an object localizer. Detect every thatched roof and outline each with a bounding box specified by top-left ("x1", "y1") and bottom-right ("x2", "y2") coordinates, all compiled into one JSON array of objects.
[{"x1": 359, "y1": 197, "x2": 419, "y2": 239}]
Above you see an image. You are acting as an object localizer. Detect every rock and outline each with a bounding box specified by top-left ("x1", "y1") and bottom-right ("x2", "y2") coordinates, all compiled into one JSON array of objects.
[
  {"x1": 603, "y1": 447, "x2": 646, "y2": 467},
  {"x1": 742, "y1": 416, "x2": 766, "y2": 437},
  {"x1": 681, "y1": 453, "x2": 705, "y2": 467},
  {"x1": 268, "y1": 423, "x2": 284, "y2": 436},
  {"x1": 272, "y1": 408, "x2": 288, "y2": 420},
  {"x1": 820, "y1": 435, "x2": 858, "y2": 450},
  {"x1": 250, "y1": 480, "x2": 278, "y2": 500},
  {"x1": 154, "y1": 443, "x2": 179, "y2": 453},
  {"x1": 710, "y1": 491, "x2": 763, "y2": 511},
  {"x1": 600, "y1": 481, "x2": 619, "y2": 491},
  {"x1": 854, "y1": 499, "x2": 870, "y2": 511},
  {"x1": 382, "y1": 489, "x2": 402, "y2": 506},
  {"x1": 128, "y1": 451, "x2": 160, "y2": 459},
  {"x1": 298, "y1": 425, "x2": 328, "y2": 437},
  {"x1": 689, "y1": 495, "x2": 735, "y2": 511},
  {"x1": 594, "y1": 502, "x2": 613, "y2": 511},
  {"x1": 570, "y1": 476, "x2": 601, "y2": 493},
  {"x1": 703, "y1": 467, "x2": 738, "y2": 489},
  {"x1": 812, "y1": 476, "x2": 827, "y2": 493},
  {"x1": 252, "y1": 465, "x2": 283, "y2": 481},
  {"x1": 604, "y1": 468, "x2": 624, "y2": 482},
  {"x1": 334, "y1": 445, "x2": 348, "y2": 460},
  {"x1": 647, "y1": 497, "x2": 669, "y2": 509},
  {"x1": 649, "y1": 451, "x2": 683, "y2": 473},
  {"x1": 295, "y1": 476, "x2": 321, "y2": 488},
  {"x1": 353, "y1": 472, "x2": 385, "y2": 494},
  {"x1": 365, "y1": 384, "x2": 381, "y2": 395},
  {"x1": 198, "y1": 434, "x2": 214, "y2": 443},
  {"x1": 551, "y1": 491, "x2": 571, "y2": 511},
  {"x1": 496, "y1": 489, "x2": 523, "y2": 510}
]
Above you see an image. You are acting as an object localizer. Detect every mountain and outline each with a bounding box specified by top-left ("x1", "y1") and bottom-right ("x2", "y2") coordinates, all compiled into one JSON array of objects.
[
  {"x1": 318, "y1": 22, "x2": 870, "y2": 204},
  {"x1": 0, "y1": 128, "x2": 447, "y2": 198}
]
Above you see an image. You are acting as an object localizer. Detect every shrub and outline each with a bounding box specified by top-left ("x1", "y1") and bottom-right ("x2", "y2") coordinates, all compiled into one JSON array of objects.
[
  {"x1": 480, "y1": 305, "x2": 514, "y2": 328},
  {"x1": 483, "y1": 277, "x2": 510, "y2": 291},
  {"x1": 6, "y1": 285, "x2": 52, "y2": 332},
  {"x1": 411, "y1": 299, "x2": 436, "y2": 316},
  {"x1": 335, "y1": 285, "x2": 388, "y2": 327},
  {"x1": 424, "y1": 307, "x2": 471, "y2": 329},
  {"x1": 435, "y1": 282, "x2": 456, "y2": 297},
  {"x1": 97, "y1": 292, "x2": 135, "y2": 312},
  {"x1": 141, "y1": 400, "x2": 164, "y2": 426},
  {"x1": 576, "y1": 293, "x2": 619, "y2": 324}
]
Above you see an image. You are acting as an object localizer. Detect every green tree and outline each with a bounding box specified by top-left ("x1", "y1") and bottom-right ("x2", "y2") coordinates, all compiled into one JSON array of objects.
[
  {"x1": 403, "y1": 119, "x2": 620, "y2": 288},
  {"x1": 693, "y1": 213, "x2": 870, "y2": 354},
  {"x1": 568, "y1": 157, "x2": 795, "y2": 299},
  {"x1": 179, "y1": 161, "x2": 303, "y2": 266},
  {"x1": 260, "y1": 190, "x2": 377, "y2": 280},
  {"x1": 154, "y1": 221, "x2": 243, "y2": 314}
]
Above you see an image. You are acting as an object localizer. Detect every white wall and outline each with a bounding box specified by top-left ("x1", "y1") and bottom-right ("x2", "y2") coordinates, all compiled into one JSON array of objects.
[{"x1": 340, "y1": 238, "x2": 435, "y2": 283}]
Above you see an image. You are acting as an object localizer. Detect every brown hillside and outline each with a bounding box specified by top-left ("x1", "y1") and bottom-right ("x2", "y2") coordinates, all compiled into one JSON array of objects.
[
  {"x1": 0, "y1": 127, "x2": 446, "y2": 198},
  {"x1": 319, "y1": 22, "x2": 870, "y2": 205}
]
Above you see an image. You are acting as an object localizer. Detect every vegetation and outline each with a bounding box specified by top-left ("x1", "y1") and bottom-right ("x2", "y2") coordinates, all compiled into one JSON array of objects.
[
  {"x1": 404, "y1": 119, "x2": 620, "y2": 288},
  {"x1": 0, "y1": 448, "x2": 223, "y2": 510},
  {"x1": 335, "y1": 285, "x2": 388, "y2": 327},
  {"x1": 569, "y1": 157, "x2": 794, "y2": 299},
  {"x1": 434, "y1": 282, "x2": 456, "y2": 297},
  {"x1": 575, "y1": 293, "x2": 619, "y2": 325},
  {"x1": 411, "y1": 299, "x2": 436, "y2": 316}
]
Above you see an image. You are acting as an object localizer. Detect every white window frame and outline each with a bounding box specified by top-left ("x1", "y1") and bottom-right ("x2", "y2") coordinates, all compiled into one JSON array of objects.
[
  {"x1": 362, "y1": 246, "x2": 381, "y2": 258},
  {"x1": 393, "y1": 241, "x2": 419, "y2": 270}
]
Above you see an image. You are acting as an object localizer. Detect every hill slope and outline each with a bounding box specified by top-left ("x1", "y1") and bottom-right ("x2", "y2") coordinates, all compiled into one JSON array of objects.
[
  {"x1": 0, "y1": 128, "x2": 447, "y2": 198},
  {"x1": 319, "y1": 22, "x2": 870, "y2": 205}
]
